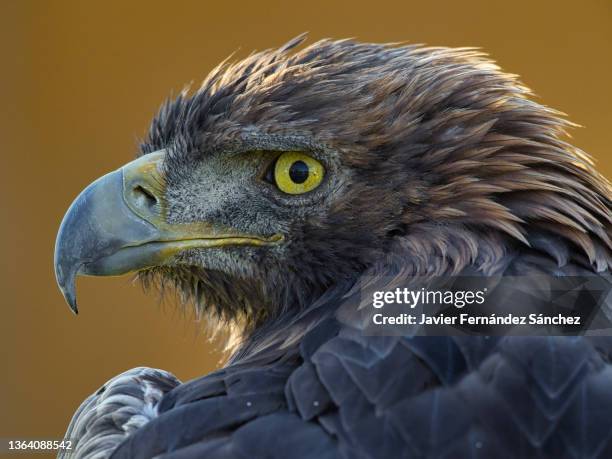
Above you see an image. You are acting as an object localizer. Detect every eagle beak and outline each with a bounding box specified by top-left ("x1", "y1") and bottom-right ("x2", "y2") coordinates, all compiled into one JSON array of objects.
[{"x1": 54, "y1": 150, "x2": 282, "y2": 314}]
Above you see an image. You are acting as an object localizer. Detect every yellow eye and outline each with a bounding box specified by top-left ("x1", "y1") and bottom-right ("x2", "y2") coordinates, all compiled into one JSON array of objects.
[{"x1": 273, "y1": 152, "x2": 325, "y2": 195}]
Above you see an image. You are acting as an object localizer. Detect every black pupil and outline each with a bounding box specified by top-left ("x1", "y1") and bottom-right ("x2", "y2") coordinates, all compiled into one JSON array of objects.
[{"x1": 289, "y1": 160, "x2": 309, "y2": 184}]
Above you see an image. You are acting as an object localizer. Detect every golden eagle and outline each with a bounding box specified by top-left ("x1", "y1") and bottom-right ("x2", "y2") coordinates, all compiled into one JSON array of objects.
[{"x1": 54, "y1": 36, "x2": 612, "y2": 458}]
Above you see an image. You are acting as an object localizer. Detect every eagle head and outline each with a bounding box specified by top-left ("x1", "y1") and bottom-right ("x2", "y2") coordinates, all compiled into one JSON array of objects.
[{"x1": 54, "y1": 36, "x2": 611, "y2": 346}]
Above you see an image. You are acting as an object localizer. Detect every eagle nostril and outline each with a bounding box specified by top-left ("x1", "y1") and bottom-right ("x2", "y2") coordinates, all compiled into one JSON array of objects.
[{"x1": 132, "y1": 185, "x2": 159, "y2": 213}]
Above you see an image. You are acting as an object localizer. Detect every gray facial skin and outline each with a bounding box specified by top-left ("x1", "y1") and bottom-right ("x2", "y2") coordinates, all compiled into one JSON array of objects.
[
  {"x1": 54, "y1": 148, "x2": 302, "y2": 314},
  {"x1": 54, "y1": 134, "x2": 350, "y2": 317}
]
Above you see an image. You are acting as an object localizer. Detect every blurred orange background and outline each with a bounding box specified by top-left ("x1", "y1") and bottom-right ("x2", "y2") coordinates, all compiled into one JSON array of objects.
[{"x1": 1, "y1": 0, "x2": 610, "y2": 455}]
